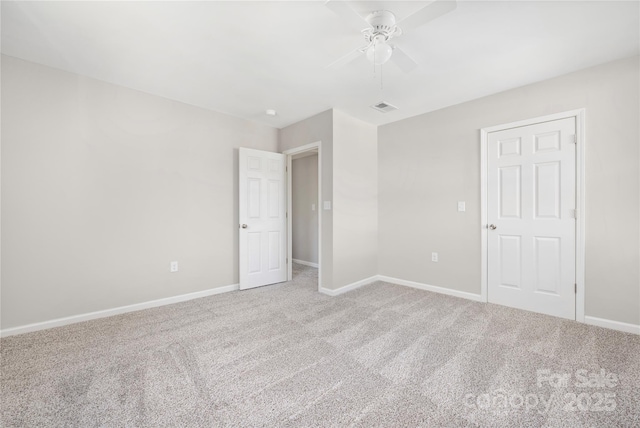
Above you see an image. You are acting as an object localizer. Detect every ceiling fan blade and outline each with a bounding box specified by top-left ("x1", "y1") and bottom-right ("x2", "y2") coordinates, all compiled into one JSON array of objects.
[
  {"x1": 390, "y1": 46, "x2": 418, "y2": 73},
  {"x1": 397, "y1": 0, "x2": 457, "y2": 33},
  {"x1": 324, "y1": 0, "x2": 369, "y2": 31},
  {"x1": 325, "y1": 47, "x2": 365, "y2": 70}
]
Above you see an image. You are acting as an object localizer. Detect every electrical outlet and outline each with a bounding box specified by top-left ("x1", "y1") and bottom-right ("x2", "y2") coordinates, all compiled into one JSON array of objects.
[
  {"x1": 170, "y1": 261, "x2": 178, "y2": 272},
  {"x1": 457, "y1": 201, "x2": 466, "y2": 212},
  {"x1": 431, "y1": 252, "x2": 438, "y2": 262}
]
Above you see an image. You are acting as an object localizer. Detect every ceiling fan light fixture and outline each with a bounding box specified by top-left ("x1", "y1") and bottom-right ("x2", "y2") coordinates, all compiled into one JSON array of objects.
[
  {"x1": 366, "y1": 39, "x2": 393, "y2": 65},
  {"x1": 325, "y1": 1, "x2": 457, "y2": 72}
]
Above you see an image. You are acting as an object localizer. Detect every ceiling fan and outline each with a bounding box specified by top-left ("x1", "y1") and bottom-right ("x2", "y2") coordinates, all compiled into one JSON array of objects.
[{"x1": 325, "y1": 0, "x2": 457, "y2": 72}]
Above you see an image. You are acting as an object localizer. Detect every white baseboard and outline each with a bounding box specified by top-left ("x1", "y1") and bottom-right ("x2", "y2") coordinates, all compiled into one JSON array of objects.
[
  {"x1": 319, "y1": 274, "x2": 485, "y2": 302},
  {"x1": 584, "y1": 316, "x2": 640, "y2": 335},
  {"x1": 292, "y1": 259, "x2": 319, "y2": 268},
  {"x1": 0, "y1": 284, "x2": 239, "y2": 338},
  {"x1": 5, "y1": 278, "x2": 636, "y2": 338},
  {"x1": 319, "y1": 275, "x2": 380, "y2": 297},
  {"x1": 377, "y1": 275, "x2": 485, "y2": 302}
]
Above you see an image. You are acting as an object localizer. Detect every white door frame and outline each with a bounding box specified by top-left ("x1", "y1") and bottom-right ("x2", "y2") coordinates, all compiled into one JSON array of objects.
[
  {"x1": 480, "y1": 109, "x2": 586, "y2": 322},
  {"x1": 283, "y1": 141, "x2": 322, "y2": 291}
]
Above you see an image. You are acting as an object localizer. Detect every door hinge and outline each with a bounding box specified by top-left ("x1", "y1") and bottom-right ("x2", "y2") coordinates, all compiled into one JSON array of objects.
[
  {"x1": 573, "y1": 135, "x2": 577, "y2": 144},
  {"x1": 575, "y1": 283, "x2": 577, "y2": 294},
  {"x1": 571, "y1": 209, "x2": 578, "y2": 219},
  {"x1": 286, "y1": 211, "x2": 288, "y2": 218},
  {"x1": 286, "y1": 258, "x2": 288, "y2": 264}
]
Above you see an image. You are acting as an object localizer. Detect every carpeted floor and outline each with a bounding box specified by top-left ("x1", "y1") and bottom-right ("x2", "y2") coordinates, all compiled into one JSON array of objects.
[{"x1": 1, "y1": 263, "x2": 639, "y2": 427}]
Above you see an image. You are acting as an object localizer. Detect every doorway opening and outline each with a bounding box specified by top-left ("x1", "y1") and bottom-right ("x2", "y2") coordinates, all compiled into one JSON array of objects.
[{"x1": 284, "y1": 142, "x2": 322, "y2": 291}]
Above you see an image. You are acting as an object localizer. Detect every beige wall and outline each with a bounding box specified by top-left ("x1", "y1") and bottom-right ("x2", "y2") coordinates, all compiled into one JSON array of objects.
[
  {"x1": 279, "y1": 110, "x2": 333, "y2": 288},
  {"x1": 332, "y1": 110, "x2": 378, "y2": 287},
  {"x1": 379, "y1": 56, "x2": 640, "y2": 325},
  {"x1": 1, "y1": 55, "x2": 279, "y2": 329},
  {"x1": 3, "y1": 53, "x2": 637, "y2": 331},
  {"x1": 280, "y1": 109, "x2": 377, "y2": 290},
  {"x1": 292, "y1": 154, "x2": 318, "y2": 264}
]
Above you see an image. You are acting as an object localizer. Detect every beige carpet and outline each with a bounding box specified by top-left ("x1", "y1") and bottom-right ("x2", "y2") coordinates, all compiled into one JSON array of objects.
[{"x1": 1, "y1": 263, "x2": 639, "y2": 427}]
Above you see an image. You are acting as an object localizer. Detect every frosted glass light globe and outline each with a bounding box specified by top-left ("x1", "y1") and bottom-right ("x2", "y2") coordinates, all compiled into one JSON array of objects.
[{"x1": 366, "y1": 41, "x2": 393, "y2": 65}]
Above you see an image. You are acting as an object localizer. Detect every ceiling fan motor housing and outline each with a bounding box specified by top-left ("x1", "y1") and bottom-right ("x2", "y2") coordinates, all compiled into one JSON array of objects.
[{"x1": 364, "y1": 10, "x2": 399, "y2": 40}]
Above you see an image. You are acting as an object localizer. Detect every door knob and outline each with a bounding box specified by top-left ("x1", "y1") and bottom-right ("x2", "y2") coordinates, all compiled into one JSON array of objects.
[
  {"x1": 489, "y1": 224, "x2": 497, "y2": 230},
  {"x1": 241, "y1": 224, "x2": 248, "y2": 229}
]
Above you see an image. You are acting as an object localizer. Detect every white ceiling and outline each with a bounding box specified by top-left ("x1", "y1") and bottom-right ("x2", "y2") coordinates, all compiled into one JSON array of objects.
[{"x1": 2, "y1": 1, "x2": 638, "y2": 129}]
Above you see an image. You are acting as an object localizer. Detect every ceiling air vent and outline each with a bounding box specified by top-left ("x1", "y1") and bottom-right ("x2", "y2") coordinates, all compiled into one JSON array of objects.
[{"x1": 370, "y1": 101, "x2": 398, "y2": 113}]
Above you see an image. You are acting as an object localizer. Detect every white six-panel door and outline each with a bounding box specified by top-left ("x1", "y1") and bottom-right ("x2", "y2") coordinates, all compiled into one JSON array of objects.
[
  {"x1": 239, "y1": 148, "x2": 287, "y2": 290},
  {"x1": 487, "y1": 117, "x2": 576, "y2": 319}
]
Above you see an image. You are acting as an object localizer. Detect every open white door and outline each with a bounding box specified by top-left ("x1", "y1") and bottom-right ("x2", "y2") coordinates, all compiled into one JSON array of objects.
[
  {"x1": 487, "y1": 117, "x2": 576, "y2": 319},
  {"x1": 239, "y1": 148, "x2": 287, "y2": 290}
]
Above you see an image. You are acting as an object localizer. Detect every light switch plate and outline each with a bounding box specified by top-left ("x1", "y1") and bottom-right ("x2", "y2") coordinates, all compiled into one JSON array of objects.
[
  {"x1": 457, "y1": 201, "x2": 466, "y2": 212},
  {"x1": 323, "y1": 201, "x2": 331, "y2": 210},
  {"x1": 312, "y1": 204, "x2": 316, "y2": 211}
]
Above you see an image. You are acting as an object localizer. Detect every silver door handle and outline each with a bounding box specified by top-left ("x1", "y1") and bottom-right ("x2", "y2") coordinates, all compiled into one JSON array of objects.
[
  {"x1": 489, "y1": 224, "x2": 497, "y2": 230},
  {"x1": 241, "y1": 224, "x2": 248, "y2": 229}
]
